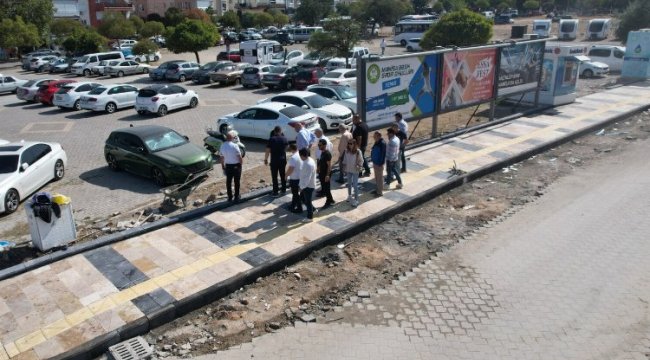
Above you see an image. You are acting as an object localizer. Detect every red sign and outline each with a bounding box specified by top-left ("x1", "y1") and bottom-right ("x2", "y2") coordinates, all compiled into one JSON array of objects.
[{"x1": 441, "y1": 48, "x2": 497, "y2": 111}]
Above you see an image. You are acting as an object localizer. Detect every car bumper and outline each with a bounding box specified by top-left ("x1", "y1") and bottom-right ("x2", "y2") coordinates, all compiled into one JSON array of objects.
[
  {"x1": 150, "y1": 73, "x2": 166, "y2": 80},
  {"x1": 192, "y1": 75, "x2": 211, "y2": 84},
  {"x1": 53, "y1": 95, "x2": 76, "y2": 108},
  {"x1": 80, "y1": 102, "x2": 105, "y2": 111},
  {"x1": 17, "y1": 90, "x2": 36, "y2": 101},
  {"x1": 323, "y1": 115, "x2": 353, "y2": 129},
  {"x1": 242, "y1": 79, "x2": 261, "y2": 86},
  {"x1": 135, "y1": 103, "x2": 158, "y2": 113},
  {"x1": 72, "y1": 68, "x2": 85, "y2": 75}
]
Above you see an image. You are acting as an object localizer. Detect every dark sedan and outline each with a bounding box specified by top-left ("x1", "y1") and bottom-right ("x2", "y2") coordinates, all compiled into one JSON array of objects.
[
  {"x1": 191, "y1": 61, "x2": 233, "y2": 84},
  {"x1": 149, "y1": 60, "x2": 184, "y2": 81},
  {"x1": 104, "y1": 125, "x2": 213, "y2": 186}
]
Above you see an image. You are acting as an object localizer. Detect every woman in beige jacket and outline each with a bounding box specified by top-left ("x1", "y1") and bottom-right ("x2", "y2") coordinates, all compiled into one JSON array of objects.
[{"x1": 342, "y1": 139, "x2": 364, "y2": 207}]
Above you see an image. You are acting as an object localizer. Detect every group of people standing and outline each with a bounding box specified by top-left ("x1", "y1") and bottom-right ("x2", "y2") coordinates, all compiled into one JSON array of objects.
[{"x1": 221, "y1": 112, "x2": 410, "y2": 222}]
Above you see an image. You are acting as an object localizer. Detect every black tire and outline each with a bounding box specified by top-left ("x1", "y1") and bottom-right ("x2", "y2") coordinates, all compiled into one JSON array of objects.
[
  {"x1": 319, "y1": 118, "x2": 327, "y2": 131},
  {"x1": 189, "y1": 97, "x2": 198, "y2": 108},
  {"x1": 179, "y1": 74, "x2": 186, "y2": 82},
  {"x1": 54, "y1": 160, "x2": 65, "y2": 180},
  {"x1": 266, "y1": 85, "x2": 274, "y2": 90},
  {"x1": 73, "y1": 99, "x2": 81, "y2": 111},
  {"x1": 83, "y1": 69, "x2": 91, "y2": 76},
  {"x1": 117, "y1": 71, "x2": 124, "y2": 77},
  {"x1": 157, "y1": 104, "x2": 168, "y2": 117},
  {"x1": 4, "y1": 189, "x2": 19, "y2": 214},
  {"x1": 400, "y1": 39, "x2": 407, "y2": 46},
  {"x1": 285, "y1": 80, "x2": 293, "y2": 90},
  {"x1": 234, "y1": 78, "x2": 241, "y2": 85},
  {"x1": 137, "y1": 110, "x2": 146, "y2": 115},
  {"x1": 142, "y1": 67, "x2": 149, "y2": 74},
  {"x1": 152, "y1": 167, "x2": 166, "y2": 186},
  {"x1": 582, "y1": 69, "x2": 593, "y2": 78},
  {"x1": 106, "y1": 154, "x2": 120, "y2": 171},
  {"x1": 105, "y1": 102, "x2": 117, "y2": 114},
  {"x1": 154, "y1": 56, "x2": 160, "y2": 61},
  {"x1": 240, "y1": 146, "x2": 246, "y2": 158}
]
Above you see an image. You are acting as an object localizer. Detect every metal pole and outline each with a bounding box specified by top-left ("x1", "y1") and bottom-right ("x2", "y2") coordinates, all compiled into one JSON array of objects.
[{"x1": 534, "y1": 40, "x2": 547, "y2": 108}]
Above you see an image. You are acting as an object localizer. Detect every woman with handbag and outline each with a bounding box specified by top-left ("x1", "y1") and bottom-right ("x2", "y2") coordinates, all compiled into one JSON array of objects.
[{"x1": 342, "y1": 139, "x2": 364, "y2": 207}]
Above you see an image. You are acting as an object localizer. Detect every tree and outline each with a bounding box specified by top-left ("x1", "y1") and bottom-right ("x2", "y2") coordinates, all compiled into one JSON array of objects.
[
  {"x1": 307, "y1": 17, "x2": 362, "y2": 68},
  {"x1": 254, "y1": 12, "x2": 274, "y2": 28},
  {"x1": 187, "y1": 8, "x2": 212, "y2": 23},
  {"x1": 0, "y1": 0, "x2": 54, "y2": 38},
  {"x1": 166, "y1": 19, "x2": 219, "y2": 63},
  {"x1": 140, "y1": 21, "x2": 166, "y2": 38},
  {"x1": 98, "y1": 13, "x2": 136, "y2": 40},
  {"x1": 420, "y1": 9, "x2": 492, "y2": 49},
  {"x1": 413, "y1": 0, "x2": 431, "y2": 14},
  {"x1": 240, "y1": 12, "x2": 256, "y2": 29},
  {"x1": 475, "y1": 0, "x2": 490, "y2": 8},
  {"x1": 267, "y1": 9, "x2": 289, "y2": 27},
  {"x1": 295, "y1": 0, "x2": 333, "y2": 25},
  {"x1": 362, "y1": 0, "x2": 413, "y2": 26},
  {"x1": 164, "y1": 7, "x2": 186, "y2": 27},
  {"x1": 442, "y1": 0, "x2": 467, "y2": 11},
  {"x1": 146, "y1": 13, "x2": 164, "y2": 23},
  {"x1": 0, "y1": 17, "x2": 41, "y2": 55},
  {"x1": 432, "y1": 2, "x2": 445, "y2": 12},
  {"x1": 50, "y1": 18, "x2": 86, "y2": 40},
  {"x1": 132, "y1": 39, "x2": 158, "y2": 62},
  {"x1": 219, "y1": 10, "x2": 241, "y2": 30},
  {"x1": 523, "y1": 0, "x2": 540, "y2": 10},
  {"x1": 61, "y1": 29, "x2": 107, "y2": 55},
  {"x1": 616, "y1": 0, "x2": 650, "y2": 42},
  {"x1": 129, "y1": 16, "x2": 145, "y2": 34}
]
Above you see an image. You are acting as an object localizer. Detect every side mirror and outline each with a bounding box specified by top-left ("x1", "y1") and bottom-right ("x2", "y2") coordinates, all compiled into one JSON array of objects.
[
  {"x1": 183, "y1": 135, "x2": 189, "y2": 141},
  {"x1": 301, "y1": 105, "x2": 309, "y2": 109},
  {"x1": 21, "y1": 163, "x2": 29, "y2": 171},
  {"x1": 182, "y1": 89, "x2": 187, "y2": 94}
]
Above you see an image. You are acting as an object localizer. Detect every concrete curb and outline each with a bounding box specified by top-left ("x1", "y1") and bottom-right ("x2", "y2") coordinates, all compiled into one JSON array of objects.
[{"x1": 49, "y1": 103, "x2": 650, "y2": 360}]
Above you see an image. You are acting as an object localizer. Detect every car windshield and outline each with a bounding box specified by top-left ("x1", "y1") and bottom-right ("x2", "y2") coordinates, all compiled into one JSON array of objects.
[
  {"x1": 88, "y1": 87, "x2": 107, "y2": 95},
  {"x1": 109, "y1": 60, "x2": 120, "y2": 66},
  {"x1": 23, "y1": 80, "x2": 36, "y2": 87},
  {"x1": 589, "y1": 21, "x2": 604, "y2": 32},
  {"x1": 334, "y1": 87, "x2": 356, "y2": 99},
  {"x1": 560, "y1": 22, "x2": 575, "y2": 32},
  {"x1": 271, "y1": 52, "x2": 285, "y2": 60},
  {"x1": 158, "y1": 62, "x2": 175, "y2": 70},
  {"x1": 138, "y1": 89, "x2": 158, "y2": 97},
  {"x1": 99, "y1": 60, "x2": 108, "y2": 66},
  {"x1": 304, "y1": 94, "x2": 332, "y2": 108},
  {"x1": 77, "y1": 56, "x2": 89, "y2": 63},
  {"x1": 279, "y1": 106, "x2": 309, "y2": 118},
  {"x1": 269, "y1": 66, "x2": 288, "y2": 74},
  {"x1": 0, "y1": 155, "x2": 18, "y2": 174},
  {"x1": 322, "y1": 72, "x2": 342, "y2": 79},
  {"x1": 143, "y1": 130, "x2": 188, "y2": 152},
  {"x1": 243, "y1": 67, "x2": 259, "y2": 74}
]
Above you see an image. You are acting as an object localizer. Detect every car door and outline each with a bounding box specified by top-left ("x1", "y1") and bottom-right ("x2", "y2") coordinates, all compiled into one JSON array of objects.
[
  {"x1": 344, "y1": 70, "x2": 357, "y2": 87},
  {"x1": 107, "y1": 86, "x2": 122, "y2": 107},
  {"x1": 121, "y1": 85, "x2": 138, "y2": 107},
  {"x1": 116, "y1": 133, "x2": 149, "y2": 176},
  {"x1": 18, "y1": 144, "x2": 53, "y2": 196},
  {"x1": 612, "y1": 48, "x2": 625, "y2": 72},
  {"x1": 168, "y1": 85, "x2": 185, "y2": 109},
  {"x1": 2, "y1": 76, "x2": 16, "y2": 92},
  {"x1": 234, "y1": 108, "x2": 257, "y2": 137},
  {"x1": 253, "y1": 108, "x2": 280, "y2": 138}
]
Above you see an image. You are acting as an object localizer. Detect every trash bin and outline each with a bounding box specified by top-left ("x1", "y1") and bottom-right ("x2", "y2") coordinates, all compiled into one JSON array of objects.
[
  {"x1": 511, "y1": 25, "x2": 528, "y2": 39},
  {"x1": 26, "y1": 193, "x2": 76, "y2": 252}
]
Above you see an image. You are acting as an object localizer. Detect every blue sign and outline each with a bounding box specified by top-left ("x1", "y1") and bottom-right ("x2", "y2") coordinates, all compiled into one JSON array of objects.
[{"x1": 382, "y1": 78, "x2": 400, "y2": 91}]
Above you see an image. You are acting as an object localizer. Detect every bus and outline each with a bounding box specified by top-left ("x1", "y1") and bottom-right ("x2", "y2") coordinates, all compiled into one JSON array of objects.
[
  {"x1": 393, "y1": 20, "x2": 435, "y2": 46},
  {"x1": 400, "y1": 14, "x2": 438, "y2": 21}
]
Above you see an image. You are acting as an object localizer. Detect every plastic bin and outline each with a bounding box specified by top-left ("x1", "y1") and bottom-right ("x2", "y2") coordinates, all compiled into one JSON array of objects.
[
  {"x1": 26, "y1": 196, "x2": 76, "y2": 251},
  {"x1": 511, "y1": 25, "x2": 528, "y2": 38}
]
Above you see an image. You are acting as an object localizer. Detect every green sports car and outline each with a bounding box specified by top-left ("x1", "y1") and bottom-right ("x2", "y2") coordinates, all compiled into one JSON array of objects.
[{"x1": 104, "y1": 125, "x2": 213, "y2": 186}]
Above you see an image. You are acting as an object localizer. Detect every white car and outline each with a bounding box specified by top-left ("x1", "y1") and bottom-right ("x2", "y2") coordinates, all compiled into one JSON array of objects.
[
  {"x1": 259, "y1": 90, "x2": 353, "y2": 131},
  {"x1": 53, "y1": 82, "x2": 102, "y2": 110},
  {"x1": 16, "y1": 79, "x2": 55, "y2": 102},
  {"x1": 0, "y1": 74, "x2": 28, "y2": 94},
  {"x1": 587, "y1": 45, "x2": 625, "y2": 72},
  {"x1": 318, "y1": 68, "x2": 357, "y2": 88},
  {"x1": 0, "y1": 139, "x2": 8, "y2": 145},
  {"x1": 580, "y1": 60, "x2": 609, "y2": 78},
  {"x1": 325, "y1": 47, "x2": 369, "y2": 71},
  {"x1": 307, "y1": 84, "x2": 357, "y2": 114},
  {"x1": 135, "y1": 84, "x2": 199, "y2": 117},
  {"x1": 106, "y1": 60, "x2": 152, "y2": 77},
  {"x1": 406, "y1": 38, "x2": 422, "y2": 52},
  {"x1": 30, "y1": 55, "x2": 58, "y2": 72},
  {"x1": 128, "y1": 51, "x2": 162, "y2": 63},
  {"x1": 92, "y1": 60, "x2": 121, "y2": 76},
  {"x1": 80, "y1": 84, "x2": 139, "y2": 113},
  {"x1": 217, "y1": 102, "x2": 320, "y2": 140},
  {"x1": 0, "y1": 141, "x2": 67, "y2": 214}
]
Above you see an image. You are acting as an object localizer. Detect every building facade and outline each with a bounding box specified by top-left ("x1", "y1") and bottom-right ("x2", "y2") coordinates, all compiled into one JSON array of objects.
[
  {"x1": 132, "y1": 0, "x2": 199, "y2": 18},
  {"x1": 53, "y1": 0, "x2": 134, "y2": 27}
]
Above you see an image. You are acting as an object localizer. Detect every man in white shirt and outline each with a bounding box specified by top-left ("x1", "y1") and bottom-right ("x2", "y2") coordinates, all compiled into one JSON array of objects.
[
  {"x1": 314, "y1": 128, "x2": 333, "y2": 160},
  {"x1": 395, "y1": 112, "x2": 408, "y2": 134},
  {"x1": 220, "y1": 130, "x2": 243, "y2": 202},
  {"x1": 298, "y1": 148, "x2": 316, "y2": 222},
  {"x1": 385, "y1": 127, "x2": 403, "y2": 189},
  {"x1": 285, "y1": 144, "x2": 303, "y2": 213}
]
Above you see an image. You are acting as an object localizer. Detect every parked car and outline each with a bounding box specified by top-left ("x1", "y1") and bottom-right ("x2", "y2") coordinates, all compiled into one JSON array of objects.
[
  {"x1": 191, "y1": 61, "x2": 233, "y2": 84},
  {"x1": 0, "y1": 141, "x2": 67, "y2": 214},
  {"x1": 31, "y1": 55, "x2": 59, "y2": 72},
  {"x1": 318, "y1": 68, "x2": 357, "y2": 88},
  {"x1": 0, "y1": 139, "x2": 8, "y2": 145},
  {"x1": 79, "y1": 84, "x2": 139, "y2": 113},
  {"x1": 45, "y1": 58, "x2": 74, "y2": 73},
  {"x1": 16, "y1": 79, "x2": 55, "y2": 102},
  {"x1": 104, "y1": 125, "x2": 213, "y2": 186},
  {"x1": 283, "y1": 50, "x2": 305, "y2": 67},
  {"x1": 307, "y1": 84, "x2": 357, "y2": 114},
  {"x1": 106, "y1": 60, "x2": 152, "y2": 77},
  {"x1": 129, "y1": 51, "x2": 161, "y2": 63},
  {"x1": 241, "y1": 65, "x2": 273, "y2": 88},
  {"x1": 580, "y1": 60, "x2": 609, "y2": 78},
  {"x1": 53, "y1": 82, "x2": 102, "y2": 110},
  {"x1": 21, "y1": 50, "x2": 60, "y2": 70},
  {"x1": 270, "y1": 32, "x2": 294, "y2": 45},
  {"x1": 92, "y1": 60, "x2": 120, "y2": 76},
  {"x1": 587, "y1": 45, "x2": 625, "y2": 72},
  {"x1": 210, "y1": 63, "x2": 252, "y2": 86},
  {"x1": 165, "y1": 61, "x2": 200, "y2": 82},
  {"x1": 297, "y1": 51, "x2": 331, "y2": 68},
  {"x1": 135, "y1": 84, "x2": 199, "y2": 117},
  {"x1": 261, "y1": 27, "x2": 279, "y2": 39},
  {"x1": 494, "y1": 14, "x2": 514, "y2": 24},
  {"x1": 0, "y1": 75, "x2": 27, "y2": 94},
  {"x1": 259, "y1": 91, "x2": 353, "y2": 131},
  {"x1": 294, "y1": 67, "x2": 327, "y2": 90},
  {"x1": 325, "y1": 47, "x2": 370, "y2": 71},
  {"x1": 222, "y1": 31, "x2": 239, "y2": 43},
  {"x1": 405, "y1": 38, "x2": 422, "y2": 52},
  {"x1": 216, "y1": 102, "x2": 320, "y2": 140},
  {"x1": 261, "y1": 65, "x2": 300, "y2": 90},
  {"x1": 217, "y1": 50, "x2": 242, "y2": 62},
  {"x1": 149, "y1": 60, "x2": 184, "y2": 81},
  {"x1": 36, "y1": 79, "x2": 77, "y2": 105}
]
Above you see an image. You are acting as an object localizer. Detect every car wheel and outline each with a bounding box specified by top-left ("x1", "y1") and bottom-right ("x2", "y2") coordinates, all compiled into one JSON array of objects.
[
  {"x1": 266, "y1": 86, "x2": 274, "y2": 90},
  {"x1": 582, "y1": 69, "x2": 593, "y2": 78},
  {"x1": 285, "y1": 81, "x2": 293, "y2": 90},
  {"x1": 240, "y1": 146, "x2": 246, "y2": 158},
  {"x1": 400, "y1": 39, "x2": 407, "y2": 46},
  {"x1": 179, "y1": 74, "x2": 186, "y2": 82},
  {"x1": 319, "y1": 118, "x2": 327, "y2": 131},
  {"x1": 152, "y1": 167, "x2": 166, "y2": 186},
  {"x1": 54, "y1": 160, "x2": 65, "y2": 180},
  {"x1": 38, "y1": 66, "x2": 44, "y2": 73},
  {"x1": 142, "y1": 68, "x2": 149, "y2": 74},
  {"x1": 189, "y1": 97, "x2": 198, "y2": 108},
  {"x1": 154, "y1": 56, "x2": 160, "y2": 61},
  {"x1": 73, "y1": 99, "x2": 81, "y2": 111},
  {"x1": 137, "y1": 110, "x2": 146, "y2": 115},
  {"x1": 407, "y1": 46, "x2": 413, "y2": 52},
  {"x1": 106, "y1": 154, "x2": 120, "y2": 171},
  {"x1": 105, "y1": 102, "x2": 117, "y2": 113},
  {"x1": 83, "y1": 69, "x2": 91, "y2": 76},
  {"x1": 117, "y1": 71, "x2": 124, "y2": 77},
  {"x1": 157, "y1": 104, "x2": 168, "y2": 117},
  {"x1": 235, "y1": 78, "x2": 241, "y2": 85},
  {"x1": 4, "y1": 189, "x2": 19, "y2": 214}
]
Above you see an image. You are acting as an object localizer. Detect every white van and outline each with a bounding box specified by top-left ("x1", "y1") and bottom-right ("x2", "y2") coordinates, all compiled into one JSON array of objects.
[
  {"x1": 239, "y1": 40, "x2": 283, "y2": 65},
  {"x1": 289, "y1": 26, "x2": 323, "y2": 43},
  {"x1": 71, "y1": 51, "x2": 125, "y2": 76},
  {"x1": 587, "y1": 18, "x2": 612, "y2": 40},
  {"x1": 532, "y1": 19, "x2": 552, "y2": 37},
  {"x1": 326, "y1": 47, "x2": 369, "y2": 71},
  {"x1": 482, "y1": 11, "x2": 494, "y2": 19},
  {"x1": 559, "y1": 19, "x2": 579, "y2": 40}
]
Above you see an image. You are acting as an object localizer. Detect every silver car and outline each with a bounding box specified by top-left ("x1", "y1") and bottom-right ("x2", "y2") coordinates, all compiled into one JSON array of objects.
[
  {"x1": 241, "y1": 65, "x2": 273, "y2": 88},
  {"x1": 306, "y1": 84, "x2": 358, "y2": 115},
  {"x1": 80, "y1": 84, "x2": 139, "y2": 113},
  {"x1": 16, "y1": 79, "x2": 55, "y2": 102},
  {"x1": 92, "y1": 60, "x2": 120, "y2": 76},
  {"x1": 0, "y1": 75, "x2": 27, "y2": 94},
  {"x1": 106, "y1": 60, "x2": 152, "y2": 77}
]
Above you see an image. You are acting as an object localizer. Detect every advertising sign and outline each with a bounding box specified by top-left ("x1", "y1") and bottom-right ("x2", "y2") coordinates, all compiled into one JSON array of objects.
[
  {"x1": 364, "y1": 54, "x2": 438, "y2": 125},
  {"x1": 441, "y1": 48, "x2": 497, "y2": 111},
  {"x1": 497, "y1": 42, "x2": 544, "y2": 96},
  {"x1": 621, "y1": 30, "x2": 650, "y2": 79},
  {"x1": 554, "y1": 57, "x2": 579, "y2": 96}
]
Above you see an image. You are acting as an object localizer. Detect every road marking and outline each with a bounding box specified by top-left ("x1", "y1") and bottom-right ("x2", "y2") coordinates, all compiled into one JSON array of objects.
[{"x1": 20, "y1": 121, "x2": 74, "y2": 134}]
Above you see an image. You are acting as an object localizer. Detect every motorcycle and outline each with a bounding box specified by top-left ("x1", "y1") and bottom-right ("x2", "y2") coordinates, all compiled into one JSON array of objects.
[{"x1": 203, "y1": 124, "x2": 246, "y2": 158}]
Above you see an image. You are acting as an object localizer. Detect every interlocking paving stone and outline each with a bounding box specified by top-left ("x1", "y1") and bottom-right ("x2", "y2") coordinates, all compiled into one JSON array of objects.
[
  {"x1": 318, "y1": 215, "x2": 352, "y2": 231},
  {"x1": 487, "y1": 130, "x2": 518, "y2": 139},
  {"x1": 447, "y1": 140, "x2": 483, "y2": 152},
  {"x1": 514, "y1": 119, "x2": 549, "y2": 128},
  {"x1": 132, "y1": 288, "x2": 175, "y2": 315},
  {"x1": 383, "y1": 191, "x2": 412, "y2": 203},
  {"x1": 488, "y1": 150, "x2": 512, "y2": 160},
  {"x1": 237, "y1": 247, "x2": 275, "y2": 267},
  {"x1": 555, "y1": 127, "x2": 574, "y2": 133},
  {"x1": 84, "y1": 247, "x2": 148, "y2": 290},
  {"x1": 405, "y1": 160, "x2": 428, "y2": 172},
  {"x1": 183, "y1": 218, "x2": 244, "y2": 249}
]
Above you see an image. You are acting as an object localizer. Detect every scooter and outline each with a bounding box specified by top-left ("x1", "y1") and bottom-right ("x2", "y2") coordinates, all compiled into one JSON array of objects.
[{"x1": 203, "y1": 124, "x2": 246, "y2": 158}]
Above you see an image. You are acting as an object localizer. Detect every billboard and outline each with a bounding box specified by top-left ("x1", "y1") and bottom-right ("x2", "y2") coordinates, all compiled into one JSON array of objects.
[
  {"x1": 497, "y1": 42, "x2": 544, "y2": 96},
  {"x1": 364, "y1": 54, "x2": 439, "y2": 125},
  {"x1": 441, "y1": 48, "x2": 497, "y2": 111},
  {"x1": 621, "y1": 30, "x2": 650, "y2": 79}
]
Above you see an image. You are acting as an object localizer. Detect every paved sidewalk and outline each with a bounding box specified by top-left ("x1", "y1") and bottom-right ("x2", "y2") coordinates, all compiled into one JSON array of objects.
[{"x1": 0, "y1": 81, "x2": 649, "y2": 359}]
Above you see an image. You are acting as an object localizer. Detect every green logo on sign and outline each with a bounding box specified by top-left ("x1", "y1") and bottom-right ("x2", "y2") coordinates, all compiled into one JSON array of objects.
[{"x1": 367, "y1": 64, "x2": 380, "y2": 84}]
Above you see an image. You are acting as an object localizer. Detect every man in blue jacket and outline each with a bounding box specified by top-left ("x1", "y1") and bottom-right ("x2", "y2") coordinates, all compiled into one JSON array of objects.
[{"x1": 370, "y1": 131, "x2": 386, "y2": 196}]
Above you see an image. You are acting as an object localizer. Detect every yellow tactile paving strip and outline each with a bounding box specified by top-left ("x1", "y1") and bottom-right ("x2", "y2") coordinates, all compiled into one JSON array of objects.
[{"x1": 2, "y1": 83, "x2": 649, "y2": 358}]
